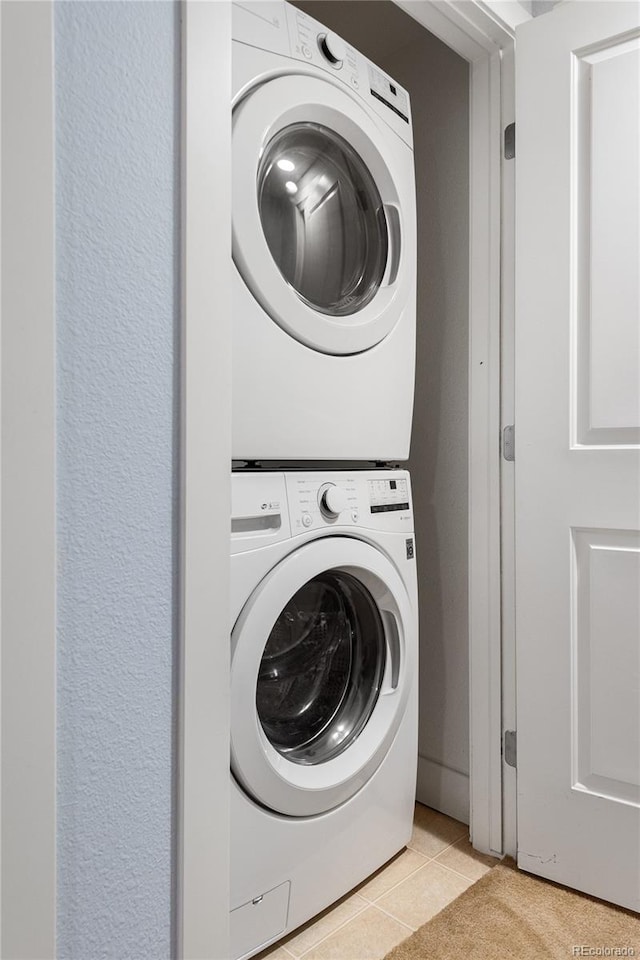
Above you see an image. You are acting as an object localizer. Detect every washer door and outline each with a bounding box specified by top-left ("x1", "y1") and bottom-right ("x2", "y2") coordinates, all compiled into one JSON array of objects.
[
  {"x1": 233, "y1": 75, "x2": 409, "y2": 356},
  {"x1": 231, "y1": 537, "x2": 415, "y2": 817}
]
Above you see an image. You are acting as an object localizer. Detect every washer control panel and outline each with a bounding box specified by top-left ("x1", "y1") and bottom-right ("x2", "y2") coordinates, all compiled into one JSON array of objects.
[
  {"x1": 285, "y1": 470, "x2": 412, "y2": 534},
  {"x1": 368, "y1": 65, "x2": 410, "y2": 124},
  {"x1": 287, "y1": 6, "x2": 363, "y2": 86},
  {"x1": 287, "y1": 474, "x2": 359, "y2": 531},
  {"x1": 317, "y1": 32, "x2": 347, "y2": 68}
]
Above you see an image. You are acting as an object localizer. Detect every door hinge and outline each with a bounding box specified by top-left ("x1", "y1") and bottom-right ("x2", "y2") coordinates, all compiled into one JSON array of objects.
[
  {"x1": 504, "y1": 122, "x2": 516, "y2": 159},
  {"x1": 504, "y1": 730, "x2": 517, "y2": 768},
  {"x1": 502, "y1": 424, "x2": 515, "y2": 461}
]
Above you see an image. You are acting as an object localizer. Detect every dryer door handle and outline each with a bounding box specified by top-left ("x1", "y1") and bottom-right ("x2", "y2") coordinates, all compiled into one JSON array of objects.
[{"x1": 383, "y1": 204, "x2": 402, "y2": 287}]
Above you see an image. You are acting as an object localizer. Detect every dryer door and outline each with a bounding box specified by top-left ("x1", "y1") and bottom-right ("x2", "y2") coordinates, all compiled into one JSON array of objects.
[
  {"x1": 233, "y1": 74, "x2": 413, "y2": 356},
  {"x1": 231, "y1": 537, "x2": 415, "y2": 817}
]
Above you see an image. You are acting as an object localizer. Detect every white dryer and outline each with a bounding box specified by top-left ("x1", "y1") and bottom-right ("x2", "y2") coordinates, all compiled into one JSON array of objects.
[
  {"x1": 230, "y1": 469, "x2": 418, "y2": 959},
  {"x1": 232, "y1": 2, "x2": 417, "y2": 461}
]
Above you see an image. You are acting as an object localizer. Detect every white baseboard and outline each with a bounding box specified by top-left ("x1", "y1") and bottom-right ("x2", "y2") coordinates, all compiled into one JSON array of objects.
[{"x1": 416, "y1": 755, "x2": 470, "y2": 826}]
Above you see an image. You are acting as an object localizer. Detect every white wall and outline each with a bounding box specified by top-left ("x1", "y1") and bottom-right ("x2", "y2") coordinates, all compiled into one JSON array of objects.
[
  {"x1": 531, "y1": 1, "x2": 562, "y2": 16},
  {"x1": 519, "y1": 1, "x2": 562, "y2": 14},
  {"x1": 295, "y1": 0, "x2": 470, "y2": 823},
  {"x1": 389, "y1": 20, "x2": 470, "y2": 825}
]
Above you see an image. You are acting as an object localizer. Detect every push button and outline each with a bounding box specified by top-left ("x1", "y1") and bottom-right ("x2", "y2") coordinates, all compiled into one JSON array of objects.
[{"x1": 302, "y1": 513, "x2": 313, "y2": 527}]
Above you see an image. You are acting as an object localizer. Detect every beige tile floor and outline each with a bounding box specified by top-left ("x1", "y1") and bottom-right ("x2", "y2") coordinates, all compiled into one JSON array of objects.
[{"x1": 255, "y1": 803, "x2": 499, "y2": 960}]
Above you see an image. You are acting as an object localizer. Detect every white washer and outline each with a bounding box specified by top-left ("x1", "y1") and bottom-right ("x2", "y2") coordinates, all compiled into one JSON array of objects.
[
  {"x1": 232, "y1": 2, "x2": 417, "y2": 461},
  {"x1": 230, "y1": 469, "x2": 418, "y2": 959}
]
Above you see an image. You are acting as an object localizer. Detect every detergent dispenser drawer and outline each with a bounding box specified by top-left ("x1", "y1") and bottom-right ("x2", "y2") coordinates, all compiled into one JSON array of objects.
[{"x1": 231, "y1": 880, "x2": 291, "y2": 959}]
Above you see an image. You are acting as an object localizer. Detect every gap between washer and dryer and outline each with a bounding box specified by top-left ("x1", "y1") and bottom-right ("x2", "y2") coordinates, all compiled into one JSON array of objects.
[{"x1": 254, "y1": 803, "x2": 499, "y2": 960}]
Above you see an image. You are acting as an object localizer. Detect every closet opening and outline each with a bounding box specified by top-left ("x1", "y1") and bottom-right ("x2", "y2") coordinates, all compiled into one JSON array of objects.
[{"x1": 294, "y1": 0, "x2": 471, "y2": 826}]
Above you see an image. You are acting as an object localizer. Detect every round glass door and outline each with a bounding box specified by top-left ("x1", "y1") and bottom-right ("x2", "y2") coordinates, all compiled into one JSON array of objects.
[
  {"x1": 257, "y1": 571, "x2": 386, "y2": 765},
  {"x1": 257, "y1": 123, "x2": 388, "y2": 317},
  {"x1": 230, "y1": 536, "x2": 414, "y2": 816},
  {"x1": 232, "y1": 74, "x2": 412, "y2": 355}
]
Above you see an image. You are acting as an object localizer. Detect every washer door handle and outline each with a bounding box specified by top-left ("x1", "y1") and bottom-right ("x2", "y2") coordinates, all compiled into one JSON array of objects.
[
  {"x1": 381, "y1": 610, "x2": 401, "y2": 693},
  {"x1": 383, "y1": 203, "x2": 402, "y2": 287}
]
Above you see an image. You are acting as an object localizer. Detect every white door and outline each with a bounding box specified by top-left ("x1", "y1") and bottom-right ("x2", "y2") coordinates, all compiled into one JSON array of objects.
[{"x1": 515, "y1": 2, "x2": 640, "y2": 910}]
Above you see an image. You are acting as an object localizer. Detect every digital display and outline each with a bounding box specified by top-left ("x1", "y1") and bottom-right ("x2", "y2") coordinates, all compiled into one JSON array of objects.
[
  {"x1": 370, "y1": 89, "x2": 409, "y2": 123},
  {"x1": 368, "y1": 476, "x2": 409, "y2": 515}
]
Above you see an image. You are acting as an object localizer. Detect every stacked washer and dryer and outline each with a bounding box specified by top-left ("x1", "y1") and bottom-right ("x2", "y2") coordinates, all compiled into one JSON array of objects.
[{"x1": 230, "y1": 3, "x2": 419, "y2": 957}]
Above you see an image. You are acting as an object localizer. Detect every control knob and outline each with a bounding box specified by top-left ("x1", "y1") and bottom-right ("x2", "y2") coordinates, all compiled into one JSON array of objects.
[
  {"x1": 318, "y1": 31, "x2": 346, "y2": 68},
  {"x1": 318, "y1": 483, "x2": 348, "y2": 518}
]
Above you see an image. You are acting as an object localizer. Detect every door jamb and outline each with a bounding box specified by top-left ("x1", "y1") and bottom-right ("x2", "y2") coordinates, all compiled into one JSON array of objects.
[
  {"x1": 394, "y1": 0, "x2": 523, "y2": 857},
  {"x1": 177, "y1": 3, "x2": 232, "y2": 959},
  {"x1": 499, "y1": 38, "x2": 518, "y2": 861}
]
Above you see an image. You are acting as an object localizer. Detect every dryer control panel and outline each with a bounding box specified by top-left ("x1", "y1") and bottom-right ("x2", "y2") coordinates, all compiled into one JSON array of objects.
[{"x1": 232, "y1": 1, "x2": 413, "y2": 148}]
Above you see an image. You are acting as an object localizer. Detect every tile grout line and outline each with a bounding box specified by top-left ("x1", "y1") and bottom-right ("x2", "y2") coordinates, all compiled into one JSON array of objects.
[
  {"x1": 368, "y1": 899, "x2": 421, "y2": 932},
  {"x1": 357, "y1": 855, "x2": 430, "y2": 903},
  {"x1": 296, "y1": 902, "x2": 415, "y2": 960},
  {"x1": 290, "y1": 858, "x2": 487, "y2": 960},
  {"x1": 272, "y1": 882, "x2": 390, "y2": 959},
  {"x1": 406, "y1": 835, "x2": 468, "y2": 864},
  {"x1": 295, "y1": 839, "x2": 475, "y2": 951},
  {"x1": 268, "y1": 831, "x2": 477, "y2": 959},
  {"x1": 296, "y1": 896, "x2": 422, "y2": 960},
  {"x1": 362, "y1": 861, "x2": 487, "y2": 934},
  {"x1": 410, "y1": 828, "x2": 468, "y2": 850},
  {"x1": 368, "y1": 860, "x2": 435, "y2": 906},
  {"x1": 291, "y1": 897, "x2": 370, "y2": 959},
  {"x1": 287, "y1": 846, "x2": 437, "y2": 955},
  {"x1": 430, "y1": 857, "x2": 493, "y2": 886}
]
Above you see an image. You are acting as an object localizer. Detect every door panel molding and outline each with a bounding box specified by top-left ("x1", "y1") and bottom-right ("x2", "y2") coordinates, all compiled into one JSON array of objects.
[
  {"x1": 571, "y1": 528, "x2": 640, "y2": 807},
  {"x1": 572, "y1": 33, "x2": 640, "y2": 448}
]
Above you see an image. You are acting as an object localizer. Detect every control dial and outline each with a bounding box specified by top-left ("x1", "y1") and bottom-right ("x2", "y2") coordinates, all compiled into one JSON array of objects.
[
  {"x1": 318, "y1": 483, "x2": 348, "y2": 519},
  {"x1": 318, "y1": 31, "x2": 346, "y2": 68}
]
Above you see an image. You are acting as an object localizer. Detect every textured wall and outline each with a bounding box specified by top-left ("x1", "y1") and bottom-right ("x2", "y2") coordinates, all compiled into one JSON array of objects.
[{"x1": 55, "y1": 3, "x2": 179, "y2": 957}]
